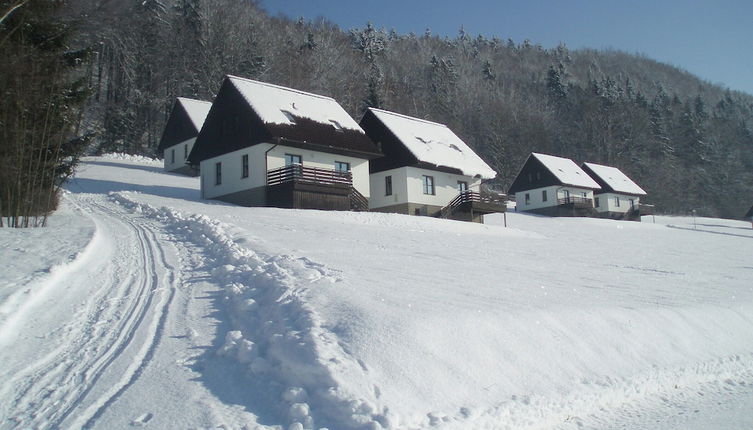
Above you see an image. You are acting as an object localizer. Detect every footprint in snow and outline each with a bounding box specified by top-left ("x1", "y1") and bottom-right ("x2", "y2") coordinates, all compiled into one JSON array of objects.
[{"x1": 130, "y1": 412, "x2": 153, "y2": 426}]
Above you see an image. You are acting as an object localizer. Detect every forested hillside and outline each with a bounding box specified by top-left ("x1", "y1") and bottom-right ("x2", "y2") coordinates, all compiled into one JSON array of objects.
[{"x1": 70, "y1": 0, "x2": 753, "y2": 217}]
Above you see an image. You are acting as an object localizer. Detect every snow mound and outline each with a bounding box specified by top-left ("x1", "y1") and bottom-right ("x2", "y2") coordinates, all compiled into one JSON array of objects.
[
  {"x1": 111, "y1": 193, "x2": 390, "y2": 429},
  {"x1": 98, "y1": 152, "x2": 163, "y2": 166}
]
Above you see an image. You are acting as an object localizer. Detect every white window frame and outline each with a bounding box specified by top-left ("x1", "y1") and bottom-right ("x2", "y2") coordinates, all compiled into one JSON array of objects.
[
  {"x1": 334, "y1": 161, "x2": 350, "y2": 173},
  {"x1": 422, "y1": 175, "x2": 435, "y2": 195},
  {"x1": 285, "y1": 154, "x2": 302, "y2": 166}
]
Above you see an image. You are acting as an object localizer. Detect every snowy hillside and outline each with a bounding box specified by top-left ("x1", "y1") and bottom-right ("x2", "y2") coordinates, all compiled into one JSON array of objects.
[{"x1": 1, "y1": 155, "x2": 752, "y2": 430}]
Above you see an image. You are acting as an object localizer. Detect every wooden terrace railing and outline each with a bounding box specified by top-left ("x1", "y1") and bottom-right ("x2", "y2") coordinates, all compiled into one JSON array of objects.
[
  {"x1": 440, "y1": 190, "x2": 507, "y2": 218},
  {"x1": 266, "y1": 164, "x2": 352, "y2": 187},
  {"x1": 558, "y1": 196, "x2": 593, "y2": 207}
]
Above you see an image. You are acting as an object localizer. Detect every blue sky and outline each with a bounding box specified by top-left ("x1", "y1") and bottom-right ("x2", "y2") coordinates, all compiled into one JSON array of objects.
[{"x1": 258, "y1": 0, "x2": 753, "y2": 96}]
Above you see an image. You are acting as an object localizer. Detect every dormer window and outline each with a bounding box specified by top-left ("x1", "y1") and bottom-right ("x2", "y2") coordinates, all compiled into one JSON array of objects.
[
  {"x1": 281, "y1": 110, "x2": 296, "y2": 123},
  {"x1": 329, "y1": 119, "x2": 343, "y2": 131}
]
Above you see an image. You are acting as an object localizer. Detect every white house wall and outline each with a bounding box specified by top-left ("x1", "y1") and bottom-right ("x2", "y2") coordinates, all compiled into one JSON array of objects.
[
  {"x1": 200, "y1": 143, "x2": 371, "y2": 201},
  {"x1": 200, "y1": 144, "x2": 270, "y2": 200},
  {"x1": 515, "y1": 186, "x2": 595, "y2": 211},
  {"x1": 370, "y1": 166, "x2": 481, "y2": 210},
  {"x1": 369, "y1": 167, "x2": 409, "y2": 209},
  {"x1": 163, "y1": 138, "x2": 196, "y2": 172},
  {"x1": 594, "y1": 193, "x2": 640, "y2": 213}
]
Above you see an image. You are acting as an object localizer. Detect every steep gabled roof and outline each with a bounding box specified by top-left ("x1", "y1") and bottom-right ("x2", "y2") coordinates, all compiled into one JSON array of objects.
[
  {"x1": 157, "y1": 97, "x2": 212, "y2": 153},
  {"x1": 229, "y1": 76, "x2": 362, "y2": 132},
  {"x1": 532, "y1": 153, "x2": 600, "y2": 188},
  {"x1": 364, "y1": 108, "x2": 496, "y2": 178},
  {"x1": 178, "y1": 97, "x2": 212, "y2": 131},
  {"x1": 582, "y1": 162, "x2": 647, "y2": 196},
  {"x1": 508, "y1": 153, "x2": 601, "y2": 194},
  {"x1": 189, "y1": 76, "x2": 380, "y2": 163}
]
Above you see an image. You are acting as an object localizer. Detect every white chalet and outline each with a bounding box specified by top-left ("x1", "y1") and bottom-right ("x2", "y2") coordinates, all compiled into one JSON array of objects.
[
  {"x1": 581, "y1": 162, "x2": 649, "y2": 220},
  {"x1": 188, "y1": 76, "x2": 381, "y2": 211},
  {"x1": 360, "y1": 108, "x2": 504, "y2": 223},
  {"x1": 157, "y1": 97, "x2": 211, "y2": 175},
  {"x1": 508, "y1": 152, "x2": 601, "y2": 217}
]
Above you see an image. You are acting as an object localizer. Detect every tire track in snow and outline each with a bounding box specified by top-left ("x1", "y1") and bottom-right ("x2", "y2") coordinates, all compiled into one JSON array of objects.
[{"x1": 3, "y1": 194, "x2": 179, "y2": 429}]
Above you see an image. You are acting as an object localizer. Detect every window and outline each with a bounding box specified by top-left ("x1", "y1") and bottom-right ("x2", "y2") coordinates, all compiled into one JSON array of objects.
[
  {"x1": 582, "y1": 192, "x2": 587, "y2": 198},
  {"x1": 536, "y1": 171, "x2": 541, "y2": 180},
  {"x1": 525, "y1": 193, "x2": 530, "y2": 205},
  {"x1": 629, "y1": 199, "x2": 635, "y2": 209},
  {"x1": 284, "y1": 154, "x2": 302, "y2": 166},
  {"x1": 542, "y1": 190, "x2": 547, "y2": 202},
  {"x1": 595, "y1": 197, "x2": 600, "y2": 208},
  {"x1": 615, "y1": 197, "x2": 620, "y2": 207},
  {"x1": 528, "y1": 173, "x2": 532, "y2": 182},
  {"x1": 422, "y1": 175, "x2": 435, "y2": 195},
  {"x1": 281, "y1": 110, "x2": 296, "y2": 123},
  {"x1": 184, "y1": 144, "x2": 188, "y2": 160},
  {"x1": 171, "y1": 149, "x2": 175, "y2": 164},
  {"x1": 563, "y1": 189, "x2": 570, "y2": 200},
  {"x1": 457, "y1": 181, "x2": 468, "y2": 193},
  {"x1": 334, "y1": 161, "x2": 350, "y2": 173},
  {"x1": 414, "y1": 208, "x2": 421, "y2": 216},
  {"x1": 385, "y1": 175, "x2": 392, "y2": 196},
  {"x1": 241, "y1": 154, "x2": 249, "y2": 178},
  {"x1": 215, "y1": 162, "x2": 222, "y2": 185}
]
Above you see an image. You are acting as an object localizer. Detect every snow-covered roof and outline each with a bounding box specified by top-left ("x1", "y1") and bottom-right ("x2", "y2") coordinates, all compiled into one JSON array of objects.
[
  {"x1": 176, "y1": 97, "x2": 212, "y2": 131},
  {"x1": 582, "y1": 162, "x2": 647, "y2": 195},
  {"x1": 532, "y1": 153, "x2": 601, "y2": 189},
  {"x1": 227, "y1": 75, "x2": 364, "y2": 134},
  {"x1": 368, "y1": 108, "x2": 496, "y2": 179}
]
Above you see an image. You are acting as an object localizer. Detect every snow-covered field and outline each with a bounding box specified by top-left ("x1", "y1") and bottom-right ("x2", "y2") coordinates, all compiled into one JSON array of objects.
[{"x1": 1, "y1": 154, "x2": 752, "y2": 429}]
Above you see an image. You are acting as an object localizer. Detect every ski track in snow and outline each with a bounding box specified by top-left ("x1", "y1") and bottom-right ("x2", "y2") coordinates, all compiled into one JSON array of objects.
[
  {"x1": 1, "y1": 194, "x2": 179, "y2": 429},
  {"x1": 107, "y1": 192, "x2": 385, "y2": 430}
]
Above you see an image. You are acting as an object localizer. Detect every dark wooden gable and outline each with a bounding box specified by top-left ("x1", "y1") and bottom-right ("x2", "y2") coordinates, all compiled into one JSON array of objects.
[
  {"x1": 188, "y1": 79, "x2": 273, "y2": 164},
  {"x1": 157, "y1": 100, "x2": 200, "y2": 154},
  {"x1": 189, "y1": 77, "x2": 381, "y2": 164},
  {"x1": 360, "y1": 109, "x2": 418, "y2": 173},
  {"x1": 360, "y1": 109, "x2": 464, "y2": 175},
  {"x1": 507, "y1": 154, "x2": 562, "y2": 194}
]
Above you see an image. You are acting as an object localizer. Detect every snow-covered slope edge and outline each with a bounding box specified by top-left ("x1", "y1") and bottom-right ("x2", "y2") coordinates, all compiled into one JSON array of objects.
[
  {"x1": 110, "y1": 192, "x2": 387, "y2": 430},
  {"x1": 111, "y1": 191, "x2": 753, "y2": 430},
  {"x1": 0, "y1": 197, "x2": 99, "y2": 348}
]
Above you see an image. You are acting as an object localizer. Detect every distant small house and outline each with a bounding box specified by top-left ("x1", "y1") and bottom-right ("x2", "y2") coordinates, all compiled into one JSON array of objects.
[
  {"x1": 508, "y1": 152, "x2": 600, "y2": 217},
  {"x1": 360, "y1": 108, "x2": 504, "y2": 223},
  {"x1": 157, "y1": 97, "x2": 212, "y2": 176},
  {"x1": 581, "y1": 162, "x2": 649, "y2": 221},
  {"x1": 188, "y1": 76, "x2": 381, "y2": 211}
]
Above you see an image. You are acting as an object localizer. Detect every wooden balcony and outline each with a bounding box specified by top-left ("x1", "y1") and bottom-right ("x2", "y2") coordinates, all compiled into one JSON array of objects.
[
  {"x1": 558, "y1": 196, "x2": 594, "y2": 208},
  {"x1": 638, "y1": 203, "x2": 655, "y2": 215},
  {"x1": 267, "y1": 164, "x2": 352, "y2": 187},
  {"x1": 440, "y1": 191, "x2": 507, "y2": 221},
  {"x1": 265, "y1": 165, "x2": 367, "y2": 211}
]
